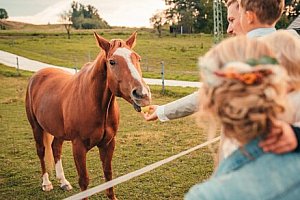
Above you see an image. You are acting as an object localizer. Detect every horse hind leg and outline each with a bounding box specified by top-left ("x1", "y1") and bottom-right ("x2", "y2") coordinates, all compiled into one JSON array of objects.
[
  {"x1": 52, "y1": 137, "x2": 72, "y2": 191},
  {"x1": 26, "y1": 89, "x2": 53, "y2": 191},
  {"x1": 32, "y1": 126, "x2": 54, "y2": 191}
]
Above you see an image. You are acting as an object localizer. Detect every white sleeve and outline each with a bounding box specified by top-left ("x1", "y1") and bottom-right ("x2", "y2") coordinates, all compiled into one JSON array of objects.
[{"x1": 156, "y1": 105, "x2": 170, "y2": 122}]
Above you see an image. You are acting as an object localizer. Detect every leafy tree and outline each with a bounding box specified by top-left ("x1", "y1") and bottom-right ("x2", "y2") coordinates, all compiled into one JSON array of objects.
[
  {"x1": 161, "y1": 0, "x2": 299, "y2": 34},
  {"x1": 60, "y1": 11, "x2": 72, "y2": 39},
  {"x1": 285, "y1": 0, "x2": 300, "y2": 18},
  {"x1": 163, "y1": 0, "x2": 227, "y2": 34},
  {"x1": 277, "y1": 0, "x2": 300, "y2": 29},
  {"x1": 69, "y1": 1, "x2": 110, "y2": 29},
  {"x1": 164, "y1": 0, "x2": 199, "y2": 33},
  {"x1": 150, "y1": 12, "x2": 166, "y2": 37},
  {"x1": 0, "y1": 8, "x2": 8, "y2": 19}
]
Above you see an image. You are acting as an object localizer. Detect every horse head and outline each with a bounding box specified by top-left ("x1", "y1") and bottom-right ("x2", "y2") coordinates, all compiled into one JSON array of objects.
[{"x1": 94, "y1": 32, "x2": 151, "y2": 112}]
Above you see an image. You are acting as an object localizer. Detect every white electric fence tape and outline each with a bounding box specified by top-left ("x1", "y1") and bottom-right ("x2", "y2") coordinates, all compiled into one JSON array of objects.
[{"x1": 65, "y1": 136, "x2": 220, "y2": 200}]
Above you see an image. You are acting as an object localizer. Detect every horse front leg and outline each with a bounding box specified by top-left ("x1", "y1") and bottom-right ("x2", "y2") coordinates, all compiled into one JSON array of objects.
[
  {"x1": 99, "y1": 138, "x2": 116, "y2": 200},
  {"x1": 72, "y1": 139, "x2": 89, "y2": 198},
  {"x1": 52, "y1": 137, "x2": 72, "y2": 191}
]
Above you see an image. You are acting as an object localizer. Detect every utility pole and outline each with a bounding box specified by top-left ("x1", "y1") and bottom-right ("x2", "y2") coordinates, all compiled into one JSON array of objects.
[{"x1": 213, "y1": 0, "x2": 224, "y2": 44}]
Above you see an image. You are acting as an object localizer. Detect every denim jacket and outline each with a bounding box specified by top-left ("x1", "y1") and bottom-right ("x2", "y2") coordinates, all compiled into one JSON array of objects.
[{"x1": 185, "y1": 138, "x2": 300, "y2": 200}]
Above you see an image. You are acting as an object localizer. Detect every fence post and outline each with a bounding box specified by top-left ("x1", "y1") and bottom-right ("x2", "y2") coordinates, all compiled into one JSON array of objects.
[
  {"x1": 16, "y1": 57, "x2": 20, "y2": 76},
  {"x1": 73, "y1": 56, "x2": 78, "y2": 74},
  {"x1": 161, "y1": 61, "x2": 165, "y2": 94},
  {"x1": 145, "y1": 57, "x2": 149, "y2": 72}
]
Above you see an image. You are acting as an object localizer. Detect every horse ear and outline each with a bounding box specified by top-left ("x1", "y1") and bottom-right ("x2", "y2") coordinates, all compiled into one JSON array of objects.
[
  {"x1": 126, "y1": 31, "x2": 137, "y2": 49},
  {"x1": 94, "y1": 32, "x2": 110, "y2": 55}
]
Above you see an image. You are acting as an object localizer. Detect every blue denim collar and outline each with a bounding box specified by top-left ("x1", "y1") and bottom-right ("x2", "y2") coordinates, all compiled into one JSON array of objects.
[{"x1": 214, "y1": 138, "x2": 265, "y2": 177}]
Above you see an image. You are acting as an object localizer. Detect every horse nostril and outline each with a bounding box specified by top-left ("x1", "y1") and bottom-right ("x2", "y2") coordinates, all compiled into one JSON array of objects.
[{"x1": 132, "y1": 89, "x2": 143, "y2": 99}]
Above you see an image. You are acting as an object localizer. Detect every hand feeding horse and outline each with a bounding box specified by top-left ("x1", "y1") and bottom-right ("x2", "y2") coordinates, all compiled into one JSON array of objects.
[{"x1": 25, "y1": 32, "x2": 151, "y2": 200}]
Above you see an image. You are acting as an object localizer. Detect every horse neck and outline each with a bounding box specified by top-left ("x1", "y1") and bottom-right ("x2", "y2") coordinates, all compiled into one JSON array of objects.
[{"x1": 76, "y1": 52, "x2": 114, "y2": 110}]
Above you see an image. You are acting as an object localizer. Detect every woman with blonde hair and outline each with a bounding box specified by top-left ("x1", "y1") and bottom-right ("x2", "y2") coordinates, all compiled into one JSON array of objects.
[
  {"x1": 185, "y1": 35, "x2": 300, "y2": 199},
  {"x1": 219, "y1": 30, "x2": 300, "y2": 160},
  {"x1": 259, "y1": 30, "x2": 300, "y2": 154}
]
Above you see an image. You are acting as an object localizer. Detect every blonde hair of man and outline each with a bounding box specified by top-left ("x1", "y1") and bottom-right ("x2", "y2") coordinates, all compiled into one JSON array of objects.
[{"x1": 239, "y1": 0, "x2": 284, "y2": 25}]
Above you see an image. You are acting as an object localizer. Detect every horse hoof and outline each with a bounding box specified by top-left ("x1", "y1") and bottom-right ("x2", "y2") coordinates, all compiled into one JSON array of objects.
[
  {"x1": 61, "y1": 184, "x2": 73, "y2": 191},
  {"x1": 42, "y1": 183, "x2": 53, "y2": 192},
  {"x1": 109, "y1": 196, "x2": 118, "y2": 200}
]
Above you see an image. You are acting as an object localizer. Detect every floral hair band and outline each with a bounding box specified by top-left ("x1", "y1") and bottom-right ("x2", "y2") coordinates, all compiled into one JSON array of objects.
[
  {"x1": 201, "y1": 56, "x2": 280, "y2": 86},
  {"x1": 246, "y1": 56, "x2": 278, "y2": 66},
  {"x1": 214, "y1": 69, "x2": 273, "y2": 85}
]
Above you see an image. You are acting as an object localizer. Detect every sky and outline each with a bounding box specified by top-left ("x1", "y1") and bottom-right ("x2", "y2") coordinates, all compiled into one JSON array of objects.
[{"x1": 1, "y1": 0, "x2": 167, "y2": 27}]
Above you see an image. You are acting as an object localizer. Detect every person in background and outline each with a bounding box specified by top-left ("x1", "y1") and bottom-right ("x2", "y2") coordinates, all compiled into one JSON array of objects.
[
  {"x1": 141, "y1": 0, "x2": 244, "y2": 123},
  {"x1": 142, "y1": 0, "x2": 284, "y2": 122},
  {"x1": 185, "y1": 35, "x2": 300, "y2": 200},
  {"x1": 238, "y1": 0, "x2": 284, "y2": 38},
  {"x1": 220, "y1": 30, "x2": 300, "y2": 159},
  {"x1": 142, "y1": 0, "x2": 295, "y2": 160},
  {"x1": 226, "y1": 0, "x2": 244, "y2": 36}
]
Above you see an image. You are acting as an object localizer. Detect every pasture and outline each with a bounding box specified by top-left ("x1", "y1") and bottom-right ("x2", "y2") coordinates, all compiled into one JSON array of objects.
[
  {"x1": 0, "y1": 64, "x2": 214, "y2": 199},
  {"x1": 0, "y1": 27, "x2": 214, "y2": 81}
]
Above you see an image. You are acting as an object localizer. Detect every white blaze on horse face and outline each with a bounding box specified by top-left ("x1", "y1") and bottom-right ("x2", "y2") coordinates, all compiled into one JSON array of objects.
[
  {"x1": 113, "y1": 47, "x2": 141, "y2": 81},
  {"x1": 113, "y1": 48, "x2": 149, "y2": 96}
]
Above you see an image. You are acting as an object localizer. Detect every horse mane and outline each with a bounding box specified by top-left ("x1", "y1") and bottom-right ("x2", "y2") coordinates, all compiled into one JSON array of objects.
[{"x1": 106, "y1": 39, "x2": 127, "y2": 57}]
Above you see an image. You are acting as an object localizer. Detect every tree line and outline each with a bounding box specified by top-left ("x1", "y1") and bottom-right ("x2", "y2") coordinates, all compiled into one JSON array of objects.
[
  {"x1": 59, "y1": 1, "x2": 110, "y2": 39},
  {"x1": 61, "y1": 1, "x2": 110, "y2": 30},
  {"x1": 1, "y1": 0, "x2": 299, "y2": 34},
  {"x1": 69, "y1": 1, "x2": 110, "y2": 29},
  {"x1": 150, "y1": 0, "x2": 300, "y2": 35}
]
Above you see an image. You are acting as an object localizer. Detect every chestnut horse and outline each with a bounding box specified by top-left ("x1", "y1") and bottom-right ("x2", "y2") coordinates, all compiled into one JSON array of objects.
[{"x1": 25, "y1": 32, "x2": 151, "y2": 199}]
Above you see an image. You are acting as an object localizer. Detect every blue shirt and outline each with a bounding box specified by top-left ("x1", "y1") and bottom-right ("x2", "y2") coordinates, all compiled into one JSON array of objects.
[
  {"x1": 185, "y1": 138, "x2": 300, "y2": 200},
  {"x1": 247, "y1": 27, "x2": 276, "y2": 38}
]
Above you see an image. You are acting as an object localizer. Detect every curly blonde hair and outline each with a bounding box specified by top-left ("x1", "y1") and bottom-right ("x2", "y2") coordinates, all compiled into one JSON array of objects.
[
  {"x1": 261, "y1": 30, "x2": 300, "y2": 91},
  {"x1": 199, "y1": 36, "x2": 288, "y2": 144}
]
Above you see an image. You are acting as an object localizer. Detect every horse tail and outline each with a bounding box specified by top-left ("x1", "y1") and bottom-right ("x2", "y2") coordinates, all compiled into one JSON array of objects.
[{"x1": 43, "y1": 132, "x2": 54, "y2": 173}]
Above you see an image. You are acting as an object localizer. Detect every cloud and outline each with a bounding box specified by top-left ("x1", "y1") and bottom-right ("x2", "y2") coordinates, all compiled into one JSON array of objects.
[{"x1": 8, "y1": 0, "x2": 166, "y2": 27}]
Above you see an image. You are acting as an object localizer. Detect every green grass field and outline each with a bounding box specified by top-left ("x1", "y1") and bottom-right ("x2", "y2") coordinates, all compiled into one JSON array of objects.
[
  {"x1": 0, "y1": 25, "x2": 214, "y2": 81},
  {"x1": 0, "y1": 64, "x2": 215, "y2": 199}
]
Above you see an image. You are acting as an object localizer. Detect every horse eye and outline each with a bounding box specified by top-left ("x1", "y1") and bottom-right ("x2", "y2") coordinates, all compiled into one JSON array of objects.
[{"x1": 109, "y1": 60, "x2": 116, "y2": 65}]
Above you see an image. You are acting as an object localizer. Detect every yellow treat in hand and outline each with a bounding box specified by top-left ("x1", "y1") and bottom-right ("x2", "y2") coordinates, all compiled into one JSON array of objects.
[{"x1": 141, "y1": 106, "x2": 150, "y2": 113}]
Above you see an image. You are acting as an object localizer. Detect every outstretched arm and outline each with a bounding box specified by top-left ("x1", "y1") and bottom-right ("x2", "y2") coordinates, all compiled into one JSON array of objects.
[{"x1": 142, "y1": 91, "x2": 200, "y2": 122}]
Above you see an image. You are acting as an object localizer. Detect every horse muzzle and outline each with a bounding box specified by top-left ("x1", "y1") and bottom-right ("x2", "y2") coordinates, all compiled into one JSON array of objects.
[{"x1": 131, "y1": 87, "x2": 151, "y2": 112}]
